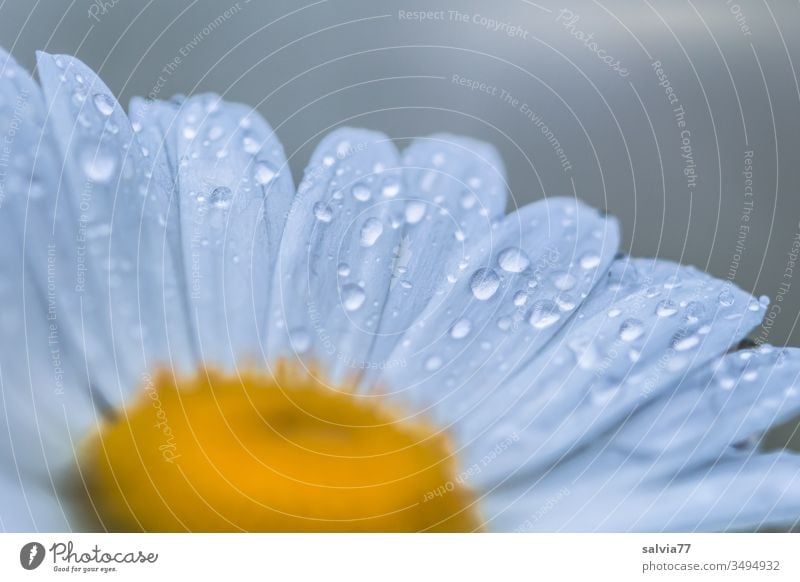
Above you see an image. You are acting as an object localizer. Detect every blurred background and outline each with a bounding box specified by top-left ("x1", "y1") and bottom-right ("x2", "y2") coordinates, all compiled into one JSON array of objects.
[{"x1": 1, "y1": 0, "x2": 799, "y2": 445}]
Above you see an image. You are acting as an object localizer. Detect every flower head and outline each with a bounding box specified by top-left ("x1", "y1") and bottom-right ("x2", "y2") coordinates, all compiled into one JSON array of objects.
[{"x1": 1, "y1": 48, "x2": 798, "y2": 532}]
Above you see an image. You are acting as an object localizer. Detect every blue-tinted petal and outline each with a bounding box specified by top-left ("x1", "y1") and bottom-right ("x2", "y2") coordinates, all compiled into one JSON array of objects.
[
  {"x1": 0, "y1": 49, "x2": 97, "y2": 495},
  {"x1": 35, "y1": 52, "x2": 183, "y2": 404},
  {"x1": 381, "y1": 197, "x2": 618, "y2": 419},
  {"x1": 610, "y1": 345, "x2": 800, "y2": 469},
  {"x1": 363, "y1": 134, "x2": 508, "y2": 383},
  {"x1": 130, "y1": 93, "x2": 295, "y2": 369},
  {"x1": 466, "y1": 257, "x2": 766, "y2": 489},
  {"x1": 484, "y1": 451, "x2": 800, "y2": 532},
  {"x1": 268, "y1": 128, "x2": 405, "y2": 381}
]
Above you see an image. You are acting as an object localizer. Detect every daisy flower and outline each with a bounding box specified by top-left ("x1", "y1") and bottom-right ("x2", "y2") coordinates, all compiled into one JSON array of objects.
[{"x1": 1, "y1": 49, "x2": 799, "y2": 533}]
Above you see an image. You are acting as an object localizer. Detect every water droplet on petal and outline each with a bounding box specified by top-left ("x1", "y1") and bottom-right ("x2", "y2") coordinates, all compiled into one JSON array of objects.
[
  {"x1": 684, "y1": 301, "x2": 706, "y2": 323},
  {"x1": 80, "y1": 144, "x2": 117, "y2": 183},
  {"x1": 254, "y1": 160, "x2": 278, "y2": 186},
  {"x1": 351, "y1": 181, "x2": 371, "y2": 202},
  {"x1": 607, "y1": 307, "x2": 622, "y2": 318},
  {"x1": 337, "y1": 262, "x2": 350, "y2": 277},
  {"x1": 450, "y1": 318, "x2": 472, "y2": 339},
  {"x1": 381, "y1": 177, "x2": 401, "y2": 198},
  {"x1": 673, "y1": 333, "x2": 700, "y2": 352},
  {"x1": 404, "y1": 200, "x2": 426, "y2": 224},
  {"x1": 579, "y1": 252, "x2": 601, "y2": 270},
  {"x1": 718, "y1": 288, "x2": 735, "y2": 307},
  {"x1": 342, "y1": 284, "x2": 366, "y2": 311},
  {"x1": 498, "y1": 247, "x2": 531, "y2": 273},
  {"x1": 553, "y1": 271, "x2": 577, "y2": 291},
  {"x1": 314, "y1": 202, "x2": 333, "y2": 222},
  {"x1": 209, "y1": 186, "x2": 232, "y2": 209},
  {"x1": 360, "y1": 217, "x2": 383, "y2": 247},
  {"x1": 655, "y1": 300, "x2": 678, "y2": 317},
  {"x1": 529, "y1": 300, "x2": 561, "y2": 329},
  {"x1": 425, "y1": 356, "x2": 443, "y2": 371},
  {"x1": 470, "y1": 268, "x2": 500, "y2": 300},
  {"x1": 513, "y1": 291, "x2": 528, "y2": 307},
  {"x1": 290, "y1": 328, "x2": 311, "y2": 353},
  {"x1": 619, "y1": 318, "x2": 644, "y2": 342},
  {"x1": 92, "y1": 93, "x2": 114, "y2": 116}
]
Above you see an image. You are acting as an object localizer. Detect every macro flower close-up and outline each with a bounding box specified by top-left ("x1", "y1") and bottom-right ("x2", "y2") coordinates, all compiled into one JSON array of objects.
[{"x1": 1, "y1": 46, "x2": 799, "y2": 534}]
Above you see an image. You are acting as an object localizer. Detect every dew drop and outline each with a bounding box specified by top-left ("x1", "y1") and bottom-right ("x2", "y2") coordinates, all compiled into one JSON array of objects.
[
  {"x1": 655, "y1": 300, "x2": 678, "y2": 317},
  {"x1": 80, "y1": 145, "x2": 117, "y2": 183},
  {"x1": 470, "y1": 268, "x2": 500, "y2": 300},
  {"x1": 553, "y1": 271, "x2": 577, "y2": 291},
  {"x1": 92, "y1": 93, "x2": 114, "y2": 116},
  {"x1": 209, "y1": 186, "x2": 232, "y2": 209},
  {"x1": 607, "y1": 307, "x2": 622, "y2": 318},
  {"x1": 404, "y1": 200, "x2": 427, "y2": 224},
  {"x1": 360, "y1": 218, "x2": 383, "y2": 247},
  {"x1": 341, "y1": 284, "x2": 366, "y2": 312},
  {"x1": 425, "y1": 356, "x2": 443, "y2": 371},
  {"x1": 718, "y1": 288, "x2": 735, "y2": 307},
  {"x1": 337, "y1": 262, "x2": 351, "y2": 277},
  {"x1": 313, "y1": 202, "x2": 333, "y2": 223},
  {"x1": 529, "y1": 300, "x2": 561, "y2": 329},
  {"x1": 579, "y1": 252, "x2": 601, "y2": 270},
  {"x1": 498, "y1": 247, "x2": 531, "y2": 273},
  {"x1": 673, "y1": 334, "x2": 700, "y2": 352},
  {"x1": 289, "y1": 328, "x2": 311, "y2": 353},
  {"x1": 254, "y1": 160, "x2": 278, "y2": 186},
  {"x1": 381, "y1": 177, "x2": 401, "y2": 198},
  {"x1": 513, "y1": 291, "x2": 528, "y2": 307},
  {"x1": 619, "y1": 319, "x2": 644, "y2": 342},
  {"x1": 351, "y1": 181, "x2": 372, "y2": 202},
  {"x1": 450, "y1": 318, "x2": 472, "y2": 339}
]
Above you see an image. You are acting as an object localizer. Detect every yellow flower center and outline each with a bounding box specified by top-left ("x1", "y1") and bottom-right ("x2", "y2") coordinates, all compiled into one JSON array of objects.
[{"x1": 77, "y1": 363, "x2": 482, "y2": 532}]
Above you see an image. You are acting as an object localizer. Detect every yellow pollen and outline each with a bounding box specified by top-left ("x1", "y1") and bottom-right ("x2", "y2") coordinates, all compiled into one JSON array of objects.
[{"x1": 78, "y1": 363, "x2": 482, "y2": 532}]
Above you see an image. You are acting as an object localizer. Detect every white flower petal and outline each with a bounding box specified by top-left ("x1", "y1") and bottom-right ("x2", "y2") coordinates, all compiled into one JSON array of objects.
[
  {"x1": 131, "y1": 94, "x2": 295, "y2": 369},
  {"x1": 363, "y1": 135, "x2": 508, "y2": 382},
  {"x1": 381, "y1": 197, "x2": 619, "y2": 417},
  {"x1": 35, "y1": 52, "x2": 183, "y2": 404},
  {"x1": 268, "y1": 128, "x2": 405, "y2": 381},
  {"x1": 0, "y1": 49, "x2": 97, "y2": 495},
  {"x1": 467, "y1": 258, "x2": 766, "y2": 490},
  {"x1": 484, "y1": 451, "x2": 800, "y2": 532}
]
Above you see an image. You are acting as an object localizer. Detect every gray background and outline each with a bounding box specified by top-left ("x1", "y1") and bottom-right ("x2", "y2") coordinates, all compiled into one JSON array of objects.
[{"x1": 2, "y1": 0, "x2": 799, "y2": 444}]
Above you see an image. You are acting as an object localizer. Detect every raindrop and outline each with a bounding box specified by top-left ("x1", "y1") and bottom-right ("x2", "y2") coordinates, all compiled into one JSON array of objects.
[
  {"x1": 529, "y1": 300, "x2": 561, "y2": 329},
  {"x1": 254, "y1": 160, "x2": 278, "y2": 186},
  {"x1": 673, "y1": 334, "x2": 700, "y2": 352},
  {"x1": 513, "y1": 291, "x2": 528, "y2": 307},
  {"x1": 425, "y1": 356, "x2": 443, "y2": 371},
  {"x1": 337, "y1": 262, "x2": 350, "y2": 277},
  {"x1": 342, "y1": 284, "x2": 366, "y2": 312},
  {"x1": 470, "y1": 268, "x2": 500, "y2": 300},
  {"x1": 360, "y1": 218, "x2": 383, "y2": 247},
  {"x1": 313, "y1": 202, "x2": 333, "y2": 223},
  {"x1": 92, "y1": 93, "x2": 114, "y2": 116},
  {"x1": 684, "y1": 301, "x2": 706, "y2": 323},
  {"x1": 450, "y1": 318, "x2": 472, "y2": 339},
  {"x1": 381, "y1": 177, "x2": 401, "y2": 198},
  {"x1": 460, "y1": 191, "x2": 477, "y2": 210},
  {"x1": 351, "y1": 181, "x2": 371, "y2": 202},
  {"x1": 404, "y1": 200, "x2": 426, "y2": 224},
  {"x1": 607, "y1": 307, "x2": 622, "y2": 318},
  {"x1": 80, "y1": 145, "x2": 117, "y2": 183},
  {"x1": 207, "y1": 125, "x2": 224, "y2": 141},
  {"x1": 553, "y1": 271, "x2": 577, "y2": 291},
  {"x1": 579, "y1": 252, "x2": 601, "y2": 270},
  {"x1": 655, "y1": 300, "x2": 678, "y2": 317},
  {"x1": 242, "y1": 136, "x2": 260, "y2": 154},
  {"x1": 209, "y1": 186, "x2": 232, "y2": 209},
  {"x1": 290, "y1": 328, "x2": 311, "y2": 353},
  {"x1": 498, "y1": 247, "x2": 531, "y2": 273},
  {"x1": 718, "y1": 288, "x2": 735, "y2": 307},
  {"x1": 619, "y1": 319, "x2": 644, "y2": 342}
]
